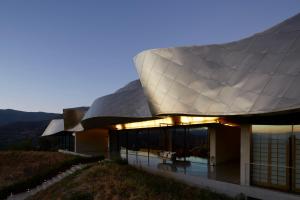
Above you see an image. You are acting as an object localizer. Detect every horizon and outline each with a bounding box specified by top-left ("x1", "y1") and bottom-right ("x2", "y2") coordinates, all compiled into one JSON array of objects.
[{"x1": 1, "y1": 0, "x2": 300, "y2": 113}]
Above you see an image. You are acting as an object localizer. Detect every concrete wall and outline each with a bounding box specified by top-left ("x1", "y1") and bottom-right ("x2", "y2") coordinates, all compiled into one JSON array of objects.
[
  {"x1": 240, "y1": 124, "x2": 251, "y2": 186},
  {"x1": 209, "y1": 125, "x2": 241, "y2": 165},
  {"x1": 216, "y1": 125, "x2": 241, "y2": 164},
  {"x1": 75, "y1": 128, "x2": 109, "y2": 157}
]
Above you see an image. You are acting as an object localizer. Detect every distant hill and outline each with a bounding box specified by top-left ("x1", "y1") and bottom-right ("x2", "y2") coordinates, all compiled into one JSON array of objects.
[
  {"x1": 0, "y1": 109, "x2": 61, "y2": 126},
  {"x1": 0, "y1": 109, "x2": 62, "y2": 149}
]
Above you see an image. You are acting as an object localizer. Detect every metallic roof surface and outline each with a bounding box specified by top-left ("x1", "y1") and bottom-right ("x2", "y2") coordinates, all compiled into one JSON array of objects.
[{"x1": 134, "y1": 13, "x2": 300, "y2": 116}]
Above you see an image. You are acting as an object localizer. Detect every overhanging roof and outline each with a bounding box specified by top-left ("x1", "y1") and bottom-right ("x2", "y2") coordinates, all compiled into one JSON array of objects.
[
  {"x1": 42, "y1": 119, "x2": 64, "y2": 137},
  {"x1": 134, "y1": 13, "x2": 300, "y2": 116},
  {"x1": 82, "y1": 80, "x2": 152, "y2": 128}
]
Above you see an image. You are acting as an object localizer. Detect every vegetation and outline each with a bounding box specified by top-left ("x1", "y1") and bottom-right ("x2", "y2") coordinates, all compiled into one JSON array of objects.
[
  {"x1": 0, "y1": 151, "x2": 103, "y2": 199},
  {"x1": 0, "y1": 109, "x2": 62, "y2": 150},
  {"x1": 29, "y1": 160, "x2": 235, "y2": 200}
]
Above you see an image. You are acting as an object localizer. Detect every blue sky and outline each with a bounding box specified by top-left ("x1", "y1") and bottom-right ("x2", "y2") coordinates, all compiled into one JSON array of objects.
[{"x1": 0, "y1": 0, "x2": 300, "y2": 113}]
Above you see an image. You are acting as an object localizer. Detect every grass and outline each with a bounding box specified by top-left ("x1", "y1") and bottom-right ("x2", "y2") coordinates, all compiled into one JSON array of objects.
[
  {"x1": 0, "y1": 151, "x2": 76, "y2": 189},
  {"x1": 29, "y1": 160, "x2": 236, "y2": 200},
  {"x1": 0, "y1": 151, "x2": 104, "y2": 199}
]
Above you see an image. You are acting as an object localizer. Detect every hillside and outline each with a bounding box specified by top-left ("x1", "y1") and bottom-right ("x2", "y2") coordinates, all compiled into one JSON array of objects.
[
  {"x1": 0, "y1": 109, "x2": 62, "y2": 149},
  {"x1": 0, "y1": 151, "x2": 76, "y2": 189},
  {"x1": 0, "y1": 109, "x2": 61, "y2": 126}
]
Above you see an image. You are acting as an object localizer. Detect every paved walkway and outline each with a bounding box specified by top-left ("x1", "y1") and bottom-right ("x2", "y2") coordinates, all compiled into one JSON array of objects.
[
  {"x1": 129, "y1": 162, "x2": 300, "y2": 200},
  {"x1": 7, "y1": 164, "x2": 86, "y2": 200}
]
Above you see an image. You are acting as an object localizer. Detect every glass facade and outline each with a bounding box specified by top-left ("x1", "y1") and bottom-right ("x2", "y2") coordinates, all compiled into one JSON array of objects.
[
  {"x1": 251, "y1": 125, "x2": 300, "y2": 192},
  {"x1": 109, "y1": 126, "x2": 210, "y2": 178},
  {"x1": 293, "y1": 125, "x2": 300, "y2": 192}
]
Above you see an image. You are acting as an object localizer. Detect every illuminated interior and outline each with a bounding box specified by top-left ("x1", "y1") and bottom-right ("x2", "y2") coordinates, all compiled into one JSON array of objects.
[
  {"x1": 114, "y1": 116, "x2": 221, "y2": 130},
  {"x1": 179, "y1": 116, "x2": 219, "y2": 125},
  {"x1": 115, "y1": 117, "x2": 173, "y2": 130}
]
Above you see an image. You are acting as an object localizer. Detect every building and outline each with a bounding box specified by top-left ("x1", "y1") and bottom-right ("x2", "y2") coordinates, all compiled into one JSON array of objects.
[{"x1": 43, "y1": 13, "x2": 300, "y2": 199}]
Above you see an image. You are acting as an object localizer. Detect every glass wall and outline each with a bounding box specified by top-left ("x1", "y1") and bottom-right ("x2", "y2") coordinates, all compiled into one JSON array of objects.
[
  {"x1": 110, "y1": 125, "x2": 209, "y2": 176},
  {"x1": 293, "y1": 125, "x2": 300, "y2": 192},
  {"x1": 251, "y1": 125, "x2": 300, "y2": 192}
]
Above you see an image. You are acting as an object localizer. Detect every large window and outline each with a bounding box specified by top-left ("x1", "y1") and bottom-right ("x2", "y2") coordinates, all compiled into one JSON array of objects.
[
  {"x1": 251, "y1": 125, "x2": 300, "y2": 192},
  {"x1": 293, "y1": 125, "x2": 300, "y2": 192}
]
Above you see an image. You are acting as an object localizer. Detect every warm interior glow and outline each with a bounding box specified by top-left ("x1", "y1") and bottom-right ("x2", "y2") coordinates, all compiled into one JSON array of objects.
[
  {"x1": 115, "y1": 124, "x2": 123, "y2": 130},
  {"x1": 222, "y1": 123, "x2": 237, "y2": 127},
  {"x1": 114, "y1": 116, "x2": 222, "y2": 130},
  {"x1": 179, "y1": 116, "x2": 219, "y2": 125},
  {"x1": 115, "y1": 117, "x2": 173, "y2": 130}
]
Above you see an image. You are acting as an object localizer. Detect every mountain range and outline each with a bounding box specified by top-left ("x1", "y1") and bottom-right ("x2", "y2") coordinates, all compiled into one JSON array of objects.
[{"x1": 0, "y1": 109, "x2": 62, "y2": 149}]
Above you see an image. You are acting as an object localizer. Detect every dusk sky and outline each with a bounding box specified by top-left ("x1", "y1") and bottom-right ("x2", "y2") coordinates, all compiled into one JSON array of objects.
[{"x1": 1, "y1": 0, "x2": 300, "y2": 113}]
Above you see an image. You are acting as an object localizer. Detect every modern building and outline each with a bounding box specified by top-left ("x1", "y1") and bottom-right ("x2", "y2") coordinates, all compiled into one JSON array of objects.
[
  {"x1": 43, "y1": 13, "x2": 300, "y2": 199},
  {"x1": 42, "y1": 107, "x2": 87, "y2": 152}
]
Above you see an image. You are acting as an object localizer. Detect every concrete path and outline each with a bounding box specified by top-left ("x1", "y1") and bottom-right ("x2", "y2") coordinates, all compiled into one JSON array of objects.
[
  {"x1": 131, "y1": 163, "x2": 300, "y2": 200},
  {"x1": 7, "y1": 164, "x2": 86, "y2": 200}
]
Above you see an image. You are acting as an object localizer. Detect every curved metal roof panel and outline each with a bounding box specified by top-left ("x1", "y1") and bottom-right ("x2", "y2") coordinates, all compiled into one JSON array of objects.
[
  {"x1": 134, "y1": 13, "x2": 300, "y2": 116},
  {"x1": 41, "y1": 119, "x2": 64, "y2": 137},
  {"x1": 82, "y1": 80, "x2": 152, "y2": 126}
]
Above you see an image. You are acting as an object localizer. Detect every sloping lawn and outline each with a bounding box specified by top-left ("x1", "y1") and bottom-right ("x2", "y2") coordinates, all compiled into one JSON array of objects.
[
  {"x1": 0, "y1": 151, "x2": 77, "y2": 189},
  {"x1": 29, "y1": 161, "x2": 235, "y2": 200}
]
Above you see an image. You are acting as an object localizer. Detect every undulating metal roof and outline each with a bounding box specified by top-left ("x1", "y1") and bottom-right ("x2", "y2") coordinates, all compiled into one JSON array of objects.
[
  {"x1": 134, "y1": 13, "x2": 300, "y2": 116},
  {"x1": 42, "y1": 119, "x2": 64, "y2": 137},
  {"x1": 82, "y1": 80, "x2": 152, "y2": 127}
]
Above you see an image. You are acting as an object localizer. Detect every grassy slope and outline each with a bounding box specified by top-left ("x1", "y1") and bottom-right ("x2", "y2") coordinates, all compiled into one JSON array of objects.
[
  {"x1": 29, "y1": 161, "x2": 234, "y2": 200},
  {"x1": 0, "y1": 151, "x2": 76, "y2": 189}
]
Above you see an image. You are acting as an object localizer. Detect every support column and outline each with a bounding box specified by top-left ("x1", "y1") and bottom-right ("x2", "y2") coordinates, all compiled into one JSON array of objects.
[
  {"x1": 168, "y1": 129, "x2": 172, "y2": 152},
  {"x1": 126, "y1": 131, "x2": 128, "y2": 161},
  {"x1": 74, "y1": 132, "x2": 77, "y2": 153},
  {"x1": 240, "y1": 124, "x2": 251, "y2": 186},
  {"x1": 147, "y1": 129, "x2": 150, "y2": 165},
  {"x1": 161, "y1": 129, "x2": 172, "y2": 151},
  {"x1": 209, "y1": 127, "x2": 216, "y2": 166}
]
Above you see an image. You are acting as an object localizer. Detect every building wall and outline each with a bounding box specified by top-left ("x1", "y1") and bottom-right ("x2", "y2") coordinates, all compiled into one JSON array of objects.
[
  {"x1": 240, "y1": 124, "x2": 251, "y2": 186},
  {"x1": 63, "y1": 108, "x2": 87, "y2": 130},
  {"x1": 210, "y1": 125, "x2": 241, "y2": 165},
  {"x1": 75, "y1": 128, "x2": 109, "y2": 157}
]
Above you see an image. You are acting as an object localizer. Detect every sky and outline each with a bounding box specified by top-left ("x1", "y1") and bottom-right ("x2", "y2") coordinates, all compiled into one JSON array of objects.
[{"x1": 0, "y1": 0, "x2": 300, "y2": 113}]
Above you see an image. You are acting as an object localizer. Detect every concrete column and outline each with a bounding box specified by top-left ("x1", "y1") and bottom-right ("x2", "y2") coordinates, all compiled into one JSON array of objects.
[
  {"x1": 159, "y1": 129, "x2": 172, "y2": 151},
  {"x1": 74, "y1": 132, "x2": 77, "y2": 153},
  {"x1": 108, "y1": 132, "x2": 121, "y2": 160},
  {"x1": 240, "y1": 124, "x2": 251, "y2": 186},
  {"x1": 167, "y1": 130, "x2": 172, "y2": 152},
  {"x1": 209, "y1": 127, "x2": 216, "y2": 166}
]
